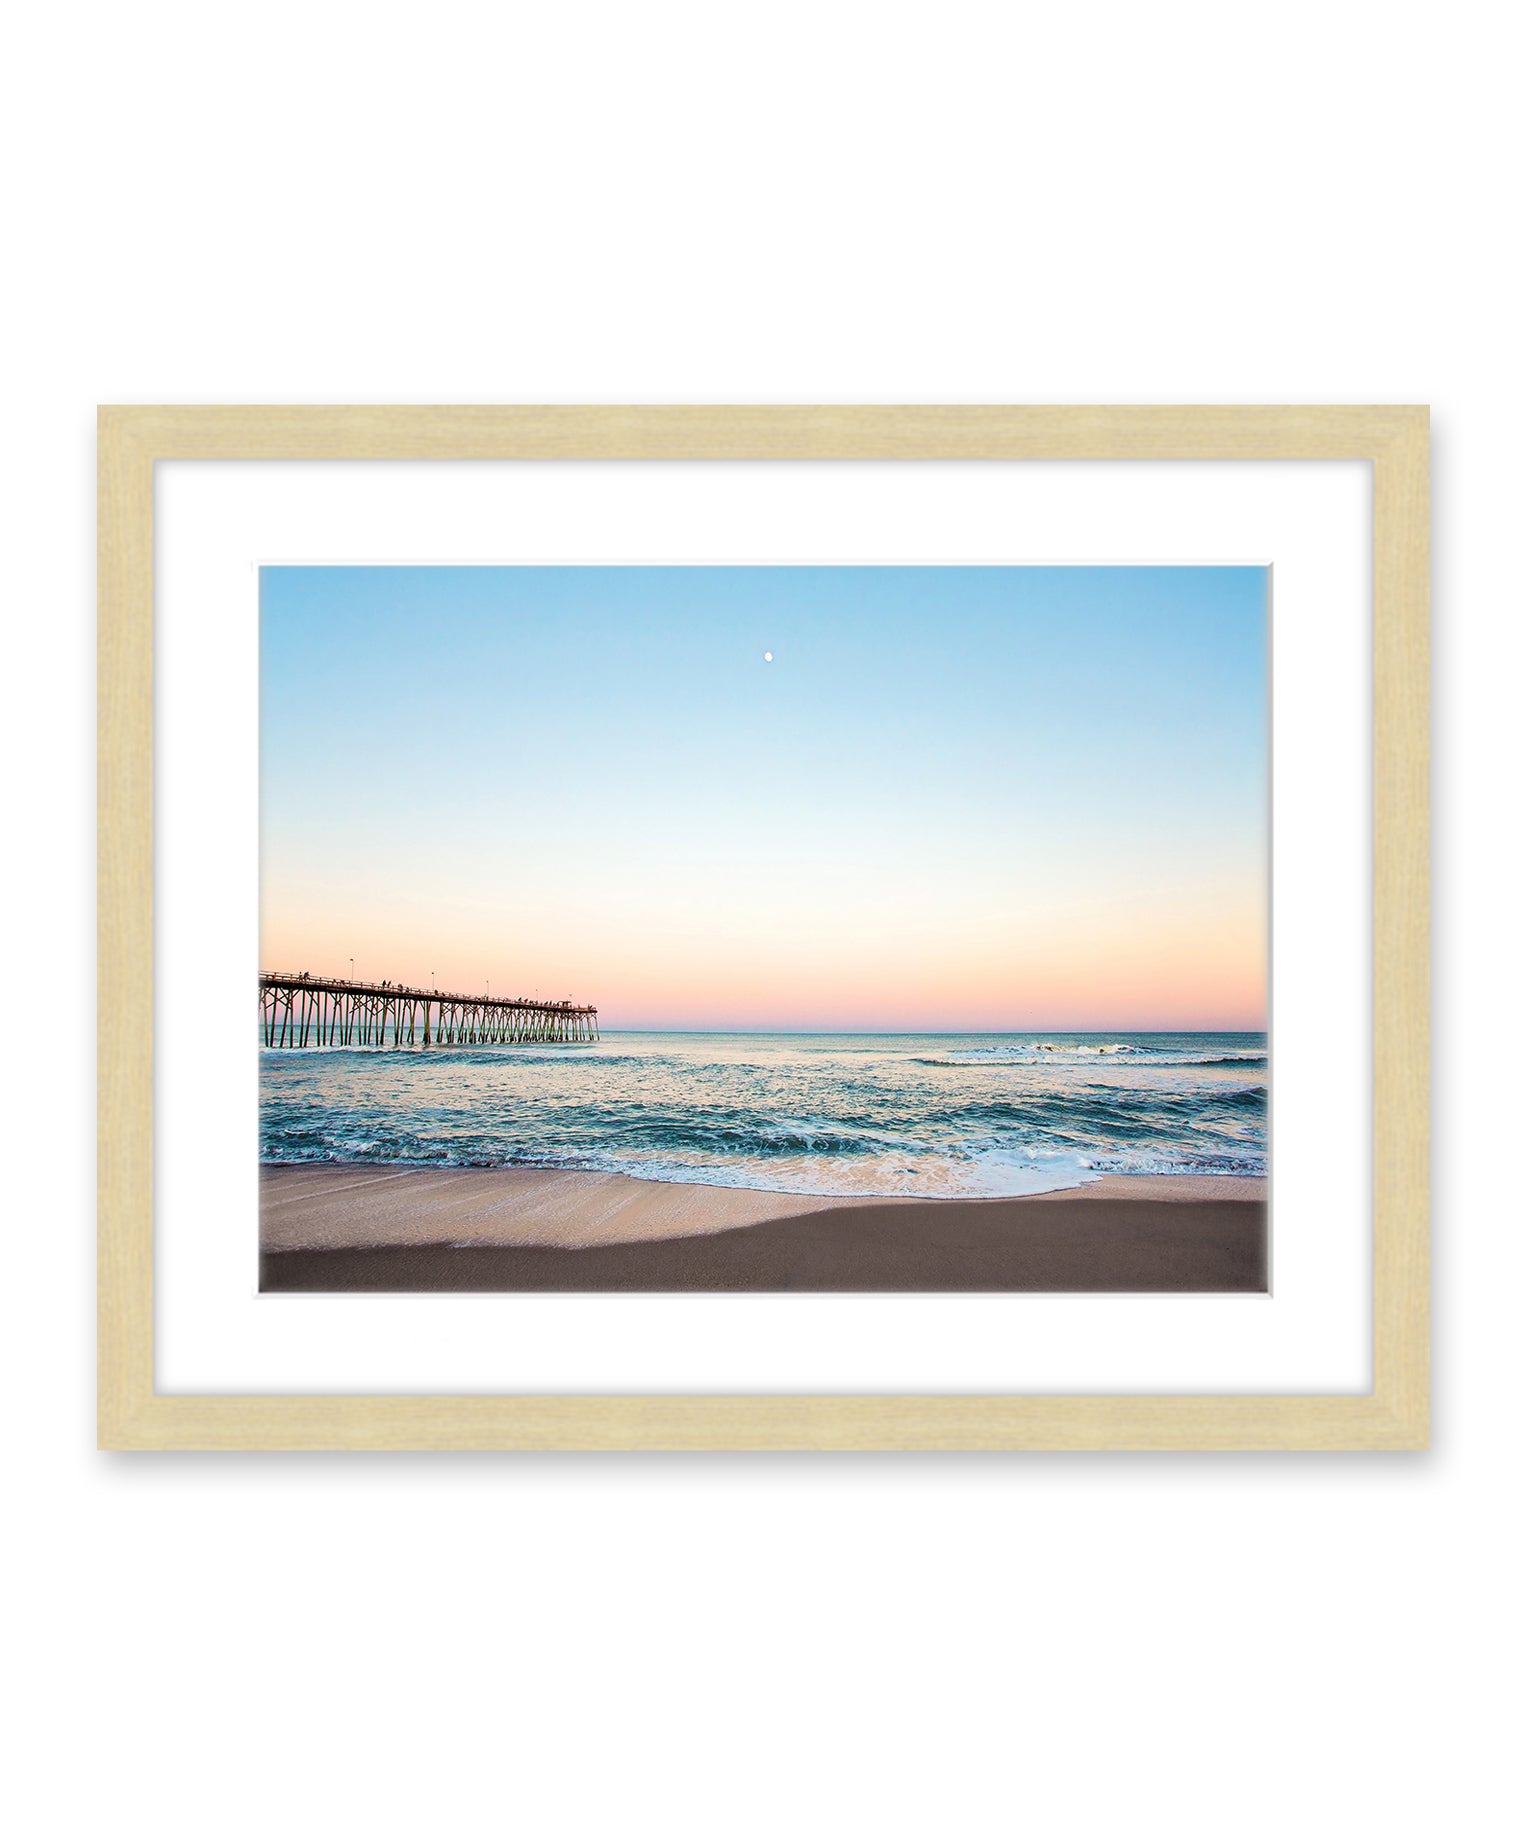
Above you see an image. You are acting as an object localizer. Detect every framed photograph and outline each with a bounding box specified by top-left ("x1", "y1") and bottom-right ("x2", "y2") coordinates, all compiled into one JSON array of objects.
[{"x1": 98, "y1": 405, "x2": 1428, "y2": 1449}]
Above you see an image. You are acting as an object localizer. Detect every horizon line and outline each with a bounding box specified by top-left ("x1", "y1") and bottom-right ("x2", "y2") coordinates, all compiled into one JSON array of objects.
[{"x1": 595, "y1": 1024, "x2": 1268, "y2": 1035}]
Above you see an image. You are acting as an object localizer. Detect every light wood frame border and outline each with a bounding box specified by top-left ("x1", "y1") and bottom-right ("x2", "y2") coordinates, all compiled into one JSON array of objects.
[{"x1": 98, "y1": 406, "x2": 1429, "y2": 1450}]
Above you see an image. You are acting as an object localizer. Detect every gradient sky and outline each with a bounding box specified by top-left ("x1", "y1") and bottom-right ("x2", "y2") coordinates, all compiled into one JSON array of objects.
[{"x1": 260, "y1": 565, "x2": 1268, "y2": 1030}]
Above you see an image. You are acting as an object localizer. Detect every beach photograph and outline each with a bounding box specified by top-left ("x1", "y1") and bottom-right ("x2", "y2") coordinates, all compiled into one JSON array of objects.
[{"x1": 259, "y1": 563, "x2": 1269, "y2": 1291}]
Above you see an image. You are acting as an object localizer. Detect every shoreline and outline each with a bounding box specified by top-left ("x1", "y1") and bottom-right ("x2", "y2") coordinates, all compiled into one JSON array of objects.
[{"x1": 260, "y1": 1162, "x2": 1267, "y2": 1293}]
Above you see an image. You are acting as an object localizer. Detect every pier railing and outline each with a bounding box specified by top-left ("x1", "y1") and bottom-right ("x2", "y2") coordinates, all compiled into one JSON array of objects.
[{"x1": 259, "y1": 971, "x2": 599, "y2": 1049}]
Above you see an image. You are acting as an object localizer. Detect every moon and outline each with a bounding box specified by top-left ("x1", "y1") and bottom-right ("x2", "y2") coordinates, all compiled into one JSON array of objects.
[{"x1": 763, "y1": 650, "x2": 774, "y2": 663}]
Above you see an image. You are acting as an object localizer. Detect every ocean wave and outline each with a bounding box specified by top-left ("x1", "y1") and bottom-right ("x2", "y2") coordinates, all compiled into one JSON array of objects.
[
  {"x1": 262, "y1": 1111, "x2": 904, "y2": 1166},
  {"x1": 261, "y1": 1044, "x2": 627, "y2": 1065},
  {"x1": 1086, "y1": 1153, "x2": 1267, "y2": 1178},
  {"x1": 263, "y1": 1090, "x2": 1266, "y2": 1171},
  {"x1": 929, "y1": 1086, "x2": 1266, "y2": 1142},
  {"x1": 918, "y1": 1042, "x2": 1140, "y2": 1064},
  {"x1": 914, "y1": 1047, "x2": 1267, "y2": 1070},
  {"x1": 261, "y1": 1029, "x2": 1269, "y2": 1199}
]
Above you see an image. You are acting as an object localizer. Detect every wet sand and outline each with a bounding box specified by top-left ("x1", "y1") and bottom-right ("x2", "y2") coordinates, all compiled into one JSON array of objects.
[{"x1": 260, "y1": 1163, "x2": 1267, "y2": 1293}]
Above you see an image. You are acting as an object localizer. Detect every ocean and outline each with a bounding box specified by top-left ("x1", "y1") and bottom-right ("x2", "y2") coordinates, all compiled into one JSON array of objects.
[{"x1": 259, "y1": 1030, "x2": 1268, "y2": 1199}]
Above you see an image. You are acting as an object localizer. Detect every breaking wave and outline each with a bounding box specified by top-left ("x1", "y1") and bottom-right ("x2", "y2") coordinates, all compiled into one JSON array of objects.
[{"x1": 260, "y1": 1028, "x2": 1268, "y2": 1199}]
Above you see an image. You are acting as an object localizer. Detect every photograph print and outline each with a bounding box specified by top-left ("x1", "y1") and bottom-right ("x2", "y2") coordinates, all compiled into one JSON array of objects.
[{"x1": 258, "y1": 563, "x2": 1268, "y2": 1292}]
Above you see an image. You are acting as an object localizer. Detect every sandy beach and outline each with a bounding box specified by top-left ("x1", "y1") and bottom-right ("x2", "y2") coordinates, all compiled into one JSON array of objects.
[{"x1": 259, "y1": 1163, "x2": 1267, "y2": 1293}]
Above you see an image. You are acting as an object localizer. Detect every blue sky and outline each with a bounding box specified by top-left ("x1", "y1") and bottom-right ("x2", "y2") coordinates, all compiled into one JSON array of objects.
[{"x1": 260, "y1": 565, "x2": 1268, "y2": 1029}]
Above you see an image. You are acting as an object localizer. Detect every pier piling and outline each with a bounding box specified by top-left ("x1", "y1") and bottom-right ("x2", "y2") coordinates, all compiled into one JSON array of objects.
[{"x1": 259, "y1": 972, "x2": 599, "y2": 1049}]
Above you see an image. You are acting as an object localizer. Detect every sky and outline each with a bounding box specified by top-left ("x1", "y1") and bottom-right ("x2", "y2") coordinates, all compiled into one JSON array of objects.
[{"x1": 260, "y1": 565, "x2": 1268, "y2": 1031}]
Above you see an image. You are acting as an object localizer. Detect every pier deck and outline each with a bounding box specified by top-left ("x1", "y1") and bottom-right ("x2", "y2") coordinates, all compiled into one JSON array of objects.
[{"x1": 259, "y1": 971, "x2": 598, "y2": 1048}]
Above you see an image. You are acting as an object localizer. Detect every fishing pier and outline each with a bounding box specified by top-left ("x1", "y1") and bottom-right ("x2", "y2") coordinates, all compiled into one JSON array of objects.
[{"x1": 260, "y1": 971, "x2": 599, "y2": 1049}]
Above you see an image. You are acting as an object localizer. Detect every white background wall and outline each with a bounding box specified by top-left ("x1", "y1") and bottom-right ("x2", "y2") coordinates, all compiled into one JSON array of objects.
[{"x1": 3, "y1": 5, "x2": 1528, "y2": 1843}]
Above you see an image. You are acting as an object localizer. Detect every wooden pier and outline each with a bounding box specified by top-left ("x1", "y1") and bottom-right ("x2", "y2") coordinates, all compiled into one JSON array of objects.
[{"x1": 259, "y1": 971, "x2": 599, "y2": 1049}]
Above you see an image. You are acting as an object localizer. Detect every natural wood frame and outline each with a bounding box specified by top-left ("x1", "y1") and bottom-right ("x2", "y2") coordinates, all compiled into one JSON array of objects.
[{"x1": 98, "y1": 405, "x2": 1429, "y2": 1450}]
